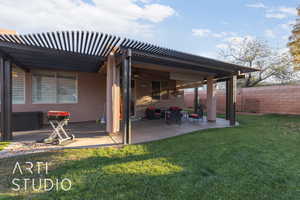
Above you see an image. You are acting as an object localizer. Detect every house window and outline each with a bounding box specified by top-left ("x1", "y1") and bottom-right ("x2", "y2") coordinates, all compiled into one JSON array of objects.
[
  {"x1": 151, "y1": 81, "x2": 161, "y2": 100},
  {"x1": 32, "y1": 70, "x2": 77, "y2": 104},
  {"x1": 0, "y1": 67, "x2": 25, "y2": 104},
  {"x1": 151, "y1": 81, "x2": 170, "y2": 100},
  {"x1": 161, "y1": 81, "x2": 169, "y2": 100},
  {"x1": 12, "y1": 67, "x2": 26, "y2": 104}
]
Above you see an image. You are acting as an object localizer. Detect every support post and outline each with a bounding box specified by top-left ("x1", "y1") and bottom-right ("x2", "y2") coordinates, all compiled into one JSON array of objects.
[
  {"x1": 122, "y1": 49, "x2": 132, "y2": 144},
  {"x1": 0, "y1": 57, "x2": 12, "y2": 141},
  {"x1": 225, "y1": 80, "x2": 230, "y2": 120},
  {"x1": 0, "y1": 56, "x2": 5, "y2": 141},
  {"x1": 194, "y1": 87, "x2": 199, "y2": 113},
  {"x1": 106, "y1": 54, "x2": 120, "y2": 134},
  {"x1": 206, "y1": 76, "x2": 216, "y2": 122},
  {"x1": 229, "y1": 76, "x2": 237, "y2": 126}
]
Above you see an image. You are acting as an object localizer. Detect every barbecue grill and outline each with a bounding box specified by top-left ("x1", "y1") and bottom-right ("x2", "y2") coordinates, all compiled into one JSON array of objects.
[{"x1": 42, "y1": 111, "x2": 75, "y2": 144}]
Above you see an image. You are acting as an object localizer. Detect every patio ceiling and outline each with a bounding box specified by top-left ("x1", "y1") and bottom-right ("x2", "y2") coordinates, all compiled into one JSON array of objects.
[{"x1": 0, "y1": 31, "x2": 258, "y2": 76}]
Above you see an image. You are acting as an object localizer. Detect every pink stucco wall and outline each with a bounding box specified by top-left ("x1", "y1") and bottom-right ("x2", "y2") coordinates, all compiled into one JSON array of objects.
[
  {"x1": 13, "y1": 71, "x2": 106, "y2": 123},
  {"x1": 11, "y1": 68, "x2": 186, "y2": 123}
]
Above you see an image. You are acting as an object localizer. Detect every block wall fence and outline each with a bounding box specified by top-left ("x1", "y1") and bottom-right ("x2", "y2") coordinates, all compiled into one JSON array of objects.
[{"x1": 184, "y1": 85, "x2": 300, "y2": 115}]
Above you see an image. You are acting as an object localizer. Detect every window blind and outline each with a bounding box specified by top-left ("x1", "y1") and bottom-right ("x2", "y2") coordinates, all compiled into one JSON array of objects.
[
  {"x1": 0, "y1": 67, "x2": 25, "y2": 104},
  {"x1": 57, "y1": 72, "x2": 77, "y2": 103},
  {"x1": 32, "y1": 70, "x2": 77, "y2": 104},
  {"x1": 12, "y1": 67, "x2": 25, "y2": 104}
]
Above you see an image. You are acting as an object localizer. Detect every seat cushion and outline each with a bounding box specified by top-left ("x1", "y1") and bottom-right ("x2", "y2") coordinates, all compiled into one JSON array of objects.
[
  {"x1": 147, "y1": 106, "x2": 156, "y2": 110},
  {"x1": 189, "y1": 114, "x2": 199, "y2": 118}
]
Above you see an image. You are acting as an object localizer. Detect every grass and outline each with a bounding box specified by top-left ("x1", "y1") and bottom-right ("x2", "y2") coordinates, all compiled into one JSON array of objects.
[
  {"x1": 0, "y1": 114, "x2": 300, "y2": 200},
  {"x1": 0, "y1": 142, "x2": 10, "y2": 152}
]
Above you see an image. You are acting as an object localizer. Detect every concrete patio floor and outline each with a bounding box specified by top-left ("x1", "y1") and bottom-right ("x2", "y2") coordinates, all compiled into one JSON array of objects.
[
  {"x1": 1, "y1": 117, "x2": 232, "y2": 158},
  {"x1": 130, "y1": 117, "x2": 231, "y2": 144}
]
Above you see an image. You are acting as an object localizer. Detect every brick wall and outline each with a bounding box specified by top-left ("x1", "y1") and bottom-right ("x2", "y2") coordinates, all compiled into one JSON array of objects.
[{"x1": 184, "y1": 85, "x2": 300, "y2": 115}]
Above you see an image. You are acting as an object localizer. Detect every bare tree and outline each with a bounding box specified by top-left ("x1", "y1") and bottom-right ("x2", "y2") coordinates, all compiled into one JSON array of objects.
[{"x1": 219, "y1": 37, "x2": 296, "y2": 87}]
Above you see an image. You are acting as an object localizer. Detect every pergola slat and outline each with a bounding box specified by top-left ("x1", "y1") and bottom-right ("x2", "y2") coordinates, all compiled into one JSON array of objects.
[
  {"x1": 100, "y1": 34, "x2": 112, "y2": 56},
  {"x1": 96, "y1": 34, "x2": 108, "y2": 55},
  {"x1": 41, "y1": 33, "x2": 51, "y2": 48},
  {"x1": 90, "y1": 32, "x2": 99, "y2": 55},
  {"x1": 0, "y1": 30, "x2": 258, "y2": 74}
]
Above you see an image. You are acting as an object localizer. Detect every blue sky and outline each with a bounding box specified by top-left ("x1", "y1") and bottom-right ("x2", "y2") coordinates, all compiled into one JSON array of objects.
[
  {"x1": 0, "y1": 0, "x2": 298, "y2": 59},
  {"x1": 149, "y1": 0, "x2": 299, "y2": 58}
]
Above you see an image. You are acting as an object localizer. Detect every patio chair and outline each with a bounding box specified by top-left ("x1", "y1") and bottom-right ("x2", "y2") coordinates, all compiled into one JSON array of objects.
[
  {"x1": 166, "y1": 106, "x2": 182, "y2": 125},
  {"x1": 189, "y1": 104, "x2": 204, "y2": 122},
  {"x1": 145, "y1": 107, "x2": 161, "y2": 120}
]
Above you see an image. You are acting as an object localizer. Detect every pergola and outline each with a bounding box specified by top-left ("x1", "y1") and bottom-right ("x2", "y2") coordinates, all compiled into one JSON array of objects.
[{"x1": 0, "y1": 31, "x2": 258, "y2": 143}]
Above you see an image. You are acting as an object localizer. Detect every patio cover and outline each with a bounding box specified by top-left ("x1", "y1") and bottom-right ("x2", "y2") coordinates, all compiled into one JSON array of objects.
[
  {"x1": 0, "y1": 31, "x2": 258, "y2": 76},
  {"x1": 0, "y1": 31, "x2": 258, "y2": 142}
]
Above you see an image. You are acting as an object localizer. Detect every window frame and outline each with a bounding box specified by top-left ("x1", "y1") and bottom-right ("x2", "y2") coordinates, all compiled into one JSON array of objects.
[{"x1": 31, "y1": 70, "x2": 78, "y2": 105}]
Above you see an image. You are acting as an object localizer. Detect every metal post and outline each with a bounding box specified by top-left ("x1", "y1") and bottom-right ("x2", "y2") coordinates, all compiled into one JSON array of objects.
[
  {"x1": 0, "y1": 56, "x2": 5, "y2": 141},
  {"x1": 122, "y1": 54, "x2": 128, "y2": 144},
  {"x1": 194, "y1": 87, "x2": 198, "y2": 113},
  {"x1": 122, "y1": 49, "x2": 132, "y2": 144},
  {"x1": 5, "y1": 60, "x2": 12, "y2": 140},
  {"x1": 225, "y1": 80, "x2": 230, "y2": 120},
  {"x1": 0, "y1": 57, "x2": 12, "y2": 141},
  {"x1": 229, "y1": 76, "x2": 237, "y2": 126},
  {"x1": 127, "y1": 49, "x2": 132, "y2": 144}
]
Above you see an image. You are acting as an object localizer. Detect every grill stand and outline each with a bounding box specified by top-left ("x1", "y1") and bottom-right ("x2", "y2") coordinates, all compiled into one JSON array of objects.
[{"x1": 48, "y1": 119, "x2": 74, "y2": 144}]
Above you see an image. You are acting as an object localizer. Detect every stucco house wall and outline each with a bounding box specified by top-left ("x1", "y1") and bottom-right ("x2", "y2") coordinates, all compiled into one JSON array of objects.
[
  {"x1": 12, "y1": 70, "x2": 106, "y2": 123},
  {"x1": 11, "y1": 68, "x2": 185, "y2": 123}
]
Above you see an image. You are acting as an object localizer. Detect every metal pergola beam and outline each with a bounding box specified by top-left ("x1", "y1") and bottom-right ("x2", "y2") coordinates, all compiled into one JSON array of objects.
[
  {"x1": 132, "y1": 55, "x2": 230, "y2": 76},
  {"x1": 0, "y1": 48, "x2": 103, "y2": 72},
  {"x1": 0, "y1": 41, "x2": 102, "y2": 59},
  {"x1": 0, "y1": 55, "x2": 12, "y2": 141}
]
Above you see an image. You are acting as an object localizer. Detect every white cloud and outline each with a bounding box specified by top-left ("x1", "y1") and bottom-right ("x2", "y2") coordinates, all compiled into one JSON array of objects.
[
  {"x1": 280, "y1": 21, "x2": 295, "y2": 30},
  {"x1": 278, "y1": 7, "x2": 297, "y2": 16},
  {"x1": 216, "y1": 43, "x2": 228, "y2": 49},
  {"x1": 192, "y1": 29, "x2": 211, "y2": 37},
  {"x1": 221, "y1": 21, "x2": 229, "y2": 25},
  {"x1": 246, "y1": 2, "x2": 266, "y2": 8},
  {"x1": 281, "y1": 35, "x2": 290, "y2": 41},
  {"x1": 264, "y1": 29, "x2": 276, "y2": 38},
  {"x1": 265, "y1": 13, "x2": 287, "y2": 19},
  {"x1": 246, "y1": 3, "x2": 297, "y2": 20},
  {"x1": 224, "y1": 35, "x2": 254, "y2": 43},
  {"x1": 216, "y1": 35, "x2": 255, "y2": 52},
  {"x1": 0, "y1": 0, "x2": 175, "y2": 37},
  {"x1": 265, "y1": 6, "x2": 297, "y2": 19},
  {"x1": 192, "y1": 29, "x2": 236, "y2": 38},
  {"x1": 142, "y1": 4, "x2": 175, "y2": 23},
  {"x1": 198, "y1": 51, "x2": 219, "y2": 59}
]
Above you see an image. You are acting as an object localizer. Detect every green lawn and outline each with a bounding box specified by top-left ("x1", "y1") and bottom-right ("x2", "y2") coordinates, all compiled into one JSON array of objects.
[
  {"x1": 0, "y1": 142, "x2": 10, "y2": 152},
  {"x1": 0, "y1": 114, "x2": 300, "y2": 200}
]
